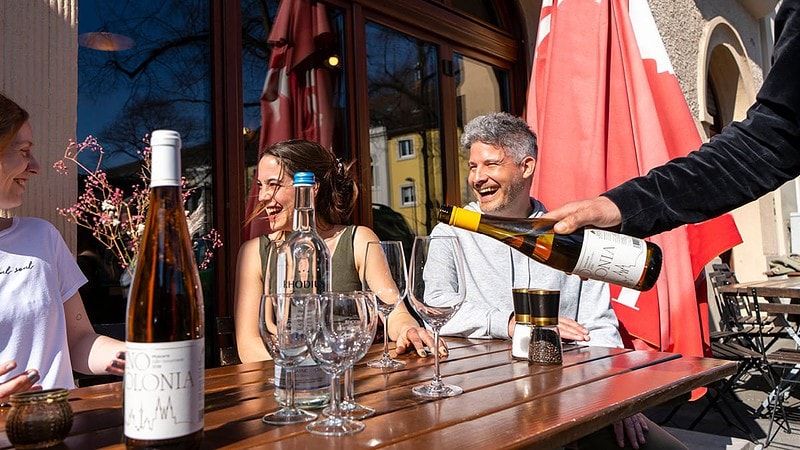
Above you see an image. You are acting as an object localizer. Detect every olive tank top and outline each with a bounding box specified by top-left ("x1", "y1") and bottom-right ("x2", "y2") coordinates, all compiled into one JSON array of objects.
[{"x1": 259, "y1": 225, "x2": 361, "y2": 292}]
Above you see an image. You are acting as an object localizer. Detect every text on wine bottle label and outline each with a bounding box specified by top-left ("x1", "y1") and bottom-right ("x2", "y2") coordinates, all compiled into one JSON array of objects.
[
  {"x1": 573, "y1": 229, "x2": 647, "y2": 288},
  {"x1": 124, "y1": 339, "x2": 204, "y2": 440}
]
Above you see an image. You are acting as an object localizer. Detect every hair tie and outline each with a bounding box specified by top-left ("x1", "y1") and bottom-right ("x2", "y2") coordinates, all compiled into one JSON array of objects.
[{"x1": 335, "y1": 158, "x2": 346, "y2": 176}]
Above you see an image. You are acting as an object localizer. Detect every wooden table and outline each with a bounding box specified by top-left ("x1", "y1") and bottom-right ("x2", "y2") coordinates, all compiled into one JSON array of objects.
[
  {"x1": 717, "y1": 276, "x2": 800, "y2": 300},
  {"x1": 717, "y1": 277, "x2": 800, "y2": 336},
  {"x1": 0, "y1": 339, "x2": 734, "y2": 449}
]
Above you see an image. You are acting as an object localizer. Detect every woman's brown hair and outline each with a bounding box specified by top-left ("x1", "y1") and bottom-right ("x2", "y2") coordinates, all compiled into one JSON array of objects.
[
  {"x1": 247, "y1": 139, "x2": 358, "y2": 230},
  {"x1": 0, "y1": 93, "x2": 30, "y2": 154}
]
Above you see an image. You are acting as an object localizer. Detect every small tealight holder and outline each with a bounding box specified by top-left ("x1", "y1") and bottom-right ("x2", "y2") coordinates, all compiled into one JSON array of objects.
[
  {"x1": 6, "y1": 388, "x2": 73, "y2": 449},
  {"x1": 528, "y1": 289, "x2": 563, "y2": 365}
]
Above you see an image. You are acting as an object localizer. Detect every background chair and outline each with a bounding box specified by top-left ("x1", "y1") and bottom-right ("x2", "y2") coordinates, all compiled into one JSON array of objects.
[
  {"x1": 658, "y1": 264, "x2": 759, "y2": 437},
  {"x1": 750, "y1": 300, "x2": 800, "y2": 447},
  {"x1": 216, "y1": 316, "x2": 242, "y2": 366},
  {"x1": 709, "y1": 264, "x2": 759, "y2": 345}
]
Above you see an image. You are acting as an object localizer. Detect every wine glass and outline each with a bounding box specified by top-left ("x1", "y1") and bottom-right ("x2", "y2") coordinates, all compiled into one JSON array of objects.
[
  {"x1": 306, "y1": 291, "x2": 372, "y2": 436},
  {"x1": 363, "y1": 241, "x2": 408, "y2": 369},
  {"x1": 258, "y1": 293, "x2": 317, "y2": 424},
  {"x1": 407, "y1": 235, "x2": 466, "y2": 398},
  {"x1": 333, "y1": 291, "x2": 378, "y2": 419}
]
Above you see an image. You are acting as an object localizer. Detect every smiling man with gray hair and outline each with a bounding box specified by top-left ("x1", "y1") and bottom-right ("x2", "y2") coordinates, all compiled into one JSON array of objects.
[{"x1": 429, "y1": 112, "x2": 687, "y2": 449}]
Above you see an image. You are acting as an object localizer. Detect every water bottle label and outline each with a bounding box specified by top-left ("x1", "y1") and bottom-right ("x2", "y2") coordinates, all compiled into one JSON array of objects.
[
  {"x1": 124, "y1": 339, "x2": 204, "y2": 440},
  {"x1": 276, "y1": 253, "x2": 287, "y2": 294},
  {"x1": 274, "y1": 358, "x2": 330, "y2": 390},
  {"x1": 573, "y1": 229, "x2": 647, "y2": 288}
]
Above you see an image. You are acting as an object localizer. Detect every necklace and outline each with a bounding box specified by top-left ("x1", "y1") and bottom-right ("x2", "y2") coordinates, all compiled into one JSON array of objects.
[
  {"x1": 270, "y1": 230, "x2": 288, "y2": 245},
  {"x1": 322, "y1": 226, "x2": 346, "y2": 241}
]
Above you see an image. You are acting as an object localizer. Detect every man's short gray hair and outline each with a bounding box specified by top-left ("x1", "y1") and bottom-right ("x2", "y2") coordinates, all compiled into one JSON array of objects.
[{"x1": 460, "y1": 112, "x2": 538, "y2": 162}]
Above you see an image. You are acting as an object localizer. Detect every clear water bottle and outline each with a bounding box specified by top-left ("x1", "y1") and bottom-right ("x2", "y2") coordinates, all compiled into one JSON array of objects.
[{"x1": 274, "y1": 171, "x2": 330, "y2": 408}]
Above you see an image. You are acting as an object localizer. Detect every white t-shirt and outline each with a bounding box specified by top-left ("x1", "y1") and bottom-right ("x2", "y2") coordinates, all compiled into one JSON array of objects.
[{"x1": 0, "y1": 217, "x2": 87, "y2": 389}]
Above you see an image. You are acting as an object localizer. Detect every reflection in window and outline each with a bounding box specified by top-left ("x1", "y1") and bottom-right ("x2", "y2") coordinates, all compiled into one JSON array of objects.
[
  {"x1": 241, "y1": 1, "x2": 348, "y2": 206},
  {"x1": 397, "y1": 139, "x2": 415, "y2": 159},
  {"x1": 367, "y1": 21, "x2": 441, "y2": 234},
  {"x1": 400, "y1": 184, "x2": 417, "y2": 206},
  {"x1": 241, "y1": 0, "x2": 281, "y2": 193},
  {"x1": 77, "y1": 0, "x2": 214, "y2": 338},
  {"x1": 453, "y1": 53, "x2": 510, "y2": 205},
  {"x1": 78, "y1": 1, "x2": 212, "y2": 155}
]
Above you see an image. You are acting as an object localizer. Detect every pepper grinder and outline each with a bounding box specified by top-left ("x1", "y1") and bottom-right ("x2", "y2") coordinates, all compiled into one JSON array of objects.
[
  {"x1": 511, "y1": 289, "x2": 533, "y2": 359},
  {"x1": 528, "y1": 289, "x2": 563, "y2": 365}
]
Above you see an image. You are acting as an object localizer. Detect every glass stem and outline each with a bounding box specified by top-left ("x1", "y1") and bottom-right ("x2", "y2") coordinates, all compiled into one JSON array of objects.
[
  {"x1": 344, "y1": 366, "x2": 354, "y2": 402},
  {"x1": 328, "y1": 374, "x2": 341, "y2": 418},
  {"x1": 286, "y1": 367, "x2": 297, "y2": 410},
  {"x1": 381, "y1": 314, "x2": 391, "y2": 359},
  {"x1": 432, "y1": 329, "x2": 442, "y2": 387}
]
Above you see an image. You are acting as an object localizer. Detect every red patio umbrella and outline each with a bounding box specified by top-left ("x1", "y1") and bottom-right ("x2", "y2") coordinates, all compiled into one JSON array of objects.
[
  {"x1": 527, "y1": 0, "x2": 742, "y2": 364},
  {"x1": 244, "y1": 0, "x2": 335, "y2": 239}
]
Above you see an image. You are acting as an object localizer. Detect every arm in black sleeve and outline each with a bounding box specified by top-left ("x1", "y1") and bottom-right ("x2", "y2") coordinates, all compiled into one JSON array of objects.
[{"x1": 603, "y1": 3, "x2": 800, "y2": 238}]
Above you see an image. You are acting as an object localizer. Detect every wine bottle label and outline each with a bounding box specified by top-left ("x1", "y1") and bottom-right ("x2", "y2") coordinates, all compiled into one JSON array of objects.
[
  {"x1": 274, "y1": 358, "x2": 330, "y2": 390},
  {"x1": 573, "y1": 229, "x2": 647, "y2": 288},
  {"x1": 124, "y1": 339, "x2": 204, "y2": 440}
]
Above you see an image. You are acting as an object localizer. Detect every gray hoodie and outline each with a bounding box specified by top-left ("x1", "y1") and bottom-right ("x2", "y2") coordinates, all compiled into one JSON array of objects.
[{"x1": 429, "y1": 200, "x2": 623, "y2": 348}]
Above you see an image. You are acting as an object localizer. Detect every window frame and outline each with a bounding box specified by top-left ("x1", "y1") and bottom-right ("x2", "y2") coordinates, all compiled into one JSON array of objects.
[
  {"x1": 400, "y1": 183, "x2": 418, "y2": 207},
  {"x1": 397, "y1": 138, "x2": 416, "y2": 160}
]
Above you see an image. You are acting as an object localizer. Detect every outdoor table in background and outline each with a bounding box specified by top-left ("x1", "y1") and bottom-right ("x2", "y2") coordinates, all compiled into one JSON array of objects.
[
  {"x1": 0, "y1": 339, "x2": 734, "y2": 449},
  {"x1": 717, "y1": 276, "x2": 800, "y2": 332},
  {"x1": 717, "y1": 276, "x2": 800, "y2": 302}
]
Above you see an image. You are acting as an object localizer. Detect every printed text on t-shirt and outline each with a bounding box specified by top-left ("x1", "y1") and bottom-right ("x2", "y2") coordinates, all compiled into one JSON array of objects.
[{"x1": 0, "y1": 260, "x2": 34, "y2": 275}]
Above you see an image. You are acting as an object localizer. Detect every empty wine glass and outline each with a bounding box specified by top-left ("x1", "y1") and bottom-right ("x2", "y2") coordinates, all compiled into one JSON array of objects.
[
  {"x1": 363, "y1": 241, "x2": 408, "y2": 369},
  {"x1": 333, "y1": 291, "x2": 378, "y2": 419},
  {"x1": 258, "y1": 293, "x2": 317, "y2": 424},
  {"x1": 306, "y1": 291, "x2": 372, "y2": 436},
  {"x1": 407, "y1": 235, "x2": 466, "y2": 398}
]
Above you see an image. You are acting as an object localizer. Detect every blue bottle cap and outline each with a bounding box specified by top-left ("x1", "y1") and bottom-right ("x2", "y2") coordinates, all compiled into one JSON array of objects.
[{"x1": 293, "y1": 172, "x2": 315, "y2": 185}]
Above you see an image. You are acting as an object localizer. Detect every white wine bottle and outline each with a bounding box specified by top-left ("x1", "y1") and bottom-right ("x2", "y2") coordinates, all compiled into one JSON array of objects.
[
  {"x1": 438, "y1": 204, "x2": 662, "y2": 291},
  {"x1": 124, "y1": 130, "x2": 204, "y2": 448},
  {"x1": 274, "y1": 171, "x2": 330, "y2": 408}
]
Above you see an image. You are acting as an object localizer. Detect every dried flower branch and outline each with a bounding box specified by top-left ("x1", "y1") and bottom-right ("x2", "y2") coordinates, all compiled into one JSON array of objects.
[{"x1": 54, "y1": 135, "x2": 222, "y2": 272}]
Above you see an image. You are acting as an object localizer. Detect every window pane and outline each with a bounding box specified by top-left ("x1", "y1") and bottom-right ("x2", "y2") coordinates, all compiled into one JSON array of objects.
[
  {"x1": 242, "y1": 0, "x2": 281, "y2": 196},
  {"x1": 400, "y1": 185, "x2": 416, "y2": 206},
  {"x1": 367, "y1": 21, "x2": 441, "y2": 236},
  {"x1": 454, "y1": 53, "x2": 510, "y2": 206},
  {"x1": 77, "y1": 0, "x2": 214, "y2": 334},
  {"x1": 398, "y1": 139, "x2": 414, "y2": 159},
  {"x1": 242, "y1": 2, "x2": 348, "y2": 213}
]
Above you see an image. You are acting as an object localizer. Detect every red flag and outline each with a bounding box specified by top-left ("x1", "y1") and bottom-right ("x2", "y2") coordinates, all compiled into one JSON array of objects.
[
  {"x1": 244, "y1": 0, "x2": 335, "y2": 239},
  {"x1": 527, "y1": 0, "x2": 741, "y2": 361}
]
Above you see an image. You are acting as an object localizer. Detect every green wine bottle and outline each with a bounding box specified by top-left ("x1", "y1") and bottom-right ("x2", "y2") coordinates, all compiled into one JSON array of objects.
[{"x1": 438, "y1": 204, "x2": 662, "y2": 291}]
